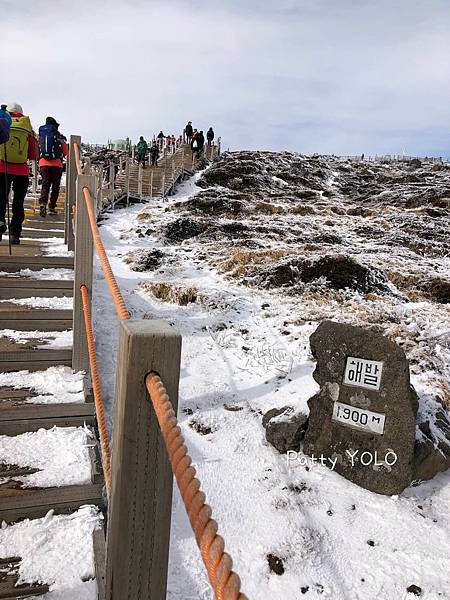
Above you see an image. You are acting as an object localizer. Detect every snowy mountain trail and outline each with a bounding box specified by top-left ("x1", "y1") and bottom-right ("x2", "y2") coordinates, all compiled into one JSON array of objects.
[{"x1": 91, "y1": 154, "x2": 450, "y2": 600}]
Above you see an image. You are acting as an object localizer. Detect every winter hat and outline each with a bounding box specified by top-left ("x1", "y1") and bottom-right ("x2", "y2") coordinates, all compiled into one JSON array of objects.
[
  {"x1": 6, "y1": 102, "x2": 23, "y2": 114},
  {"x1": 46, "y1": 116, "x2": 60, "y2": 127}
]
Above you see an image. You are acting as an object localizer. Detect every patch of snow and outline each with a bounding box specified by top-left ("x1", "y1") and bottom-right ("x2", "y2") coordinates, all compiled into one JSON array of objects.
[
  {"x1": 0, "y1": 426, "x2": 93, "y2": 487},
  {"x1": 0, "y1": 366, "x2": 85, "y2": 404},
  {"x1": 0, "y1": 296, "x2": 73, "y2": 310},
  {"x1": 0, "y1": 329, "x2": 72, "y2": 349},
  {"x1": 0, "y1": 268, "x2": 74, "y2": 280},
  {"x1": 0, "y1": 506, "x2": 101, "y2": 597}
]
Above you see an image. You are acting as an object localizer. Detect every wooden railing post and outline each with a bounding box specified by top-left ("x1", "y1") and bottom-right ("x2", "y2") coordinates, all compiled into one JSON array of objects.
[
  {"x1": 72, "y1": 174, "x2": 95, "y2": 373},
  {"x1": 66, "y1": 134, "x2": 81, "y2": 251},
  {"x1": 125, "y1": 155, "x2": 130, "y2": 206},
  {"x1": 105, "y1": 320, "x2": 182, "y2": 600},
  {"x1": 109, "y1": 160, "x2": 115, "y2": 207},
  {"x1": 138, "y1": 164, "x2": 143, "y2": 199}
]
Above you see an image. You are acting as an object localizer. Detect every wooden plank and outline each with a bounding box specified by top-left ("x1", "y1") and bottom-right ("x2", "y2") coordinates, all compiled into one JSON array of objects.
[
  {"x1": 93, "y1": 528, "x2": 106, "y2": 600},
  {"x1": 106, "y1": 320, "x2": 182, "y2": 600},
  {"x1": 0, "y1": 564, "x2": 49, "y2": 599},
  {"x1": 0, "y1": 485, "x2": 103, "y2": 523},
  {"x1": 0, "y1": 288, "x2": 72, "y2": 299},
  {"x1": 0, "y1": 349, "x2": 72, "y2": 362},
  {"x1": 0, "y1": 401, "x2": 94, "y2": 422},
  {"x1": 0, "y1": 309, "x2": 72, "y2": 319},
  {"x1": 0, "y1": 415, "x2": 95, "y2": 435},
  {"x1": 0, "y1": 320, "x2": 72, "y2": 332},
  {"x1": 0, "y1": 359, "x2": 72, "y2": 372},
  {"x1": 72, "y1": 175, "x2": 94, "y2": 372},
  {"x1": 20, "y1": 229, "x2": 65, "y2": 239},
  {"x1": 0, "y1": 278, "x2": 72, "y2": 289},
  {"x1": 66, "y1": 136, "x2": 81, "y2": 251},
  {"x1": 0, "y1": 256, "x2": 73, "y2": 267}
]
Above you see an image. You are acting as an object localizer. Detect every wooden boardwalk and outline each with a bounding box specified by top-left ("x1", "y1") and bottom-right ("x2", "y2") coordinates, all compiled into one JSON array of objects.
[{"x1": 0, "y1": 190, "x2": 104, "y2": 597}]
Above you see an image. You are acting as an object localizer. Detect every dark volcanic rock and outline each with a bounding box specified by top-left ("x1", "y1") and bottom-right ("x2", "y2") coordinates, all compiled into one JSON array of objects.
[
  {"x1": 254, "y1": 255, "x2": 390, "y2": 295},
  {"x1": 267, "y1": 553, "x2": 285, "y2": 576},
  {"x1": 174, "y1": 191, "x2": 249, "y2": 216},
  {"x1": 413, "y1": 405, "x2": 450, "y2": 482},
  {"x1": 124, "y1": 249, "x2": 164, "y2": 272},
  {"x1": 421, "y1": 278, "x2": 450, "y2": 304},
  {"x1": 263, "y1": 406, "x2": 309, "y2": 453},
  {"x1": 163, "y1": 217, "x2": 209, "y2": 242},
  {"x1": 303, "y1": 321, "x2": 419, "y2": 495}
]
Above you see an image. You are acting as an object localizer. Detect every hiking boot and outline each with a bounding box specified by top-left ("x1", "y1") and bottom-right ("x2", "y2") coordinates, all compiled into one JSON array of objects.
[
  {"x1": 11, "y1": 235, "x2": 20, "y2": 245},
  {"x1": 39, "y1": 205, "x2": 47, "y2": 218},
  {"x1": 0, "y1": 221, "x2": 6, "y2": 241},
  {"x1": 48, "y1": 208, "x2": 58, "y2": 216}
]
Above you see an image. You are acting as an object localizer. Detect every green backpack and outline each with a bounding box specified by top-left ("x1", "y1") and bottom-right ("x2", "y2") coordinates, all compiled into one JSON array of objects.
[{"x1": 0, "y1": 115, "x2": 32, "y2": 164}]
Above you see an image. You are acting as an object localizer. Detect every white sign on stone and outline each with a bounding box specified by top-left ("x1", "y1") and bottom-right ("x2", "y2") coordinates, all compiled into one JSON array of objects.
[
  {"x1": 332, "y1": 401, "x2": 386, "y2": 434},
  {"x1": 343, "y1": 357, "x2": 383, "y2": 391}
]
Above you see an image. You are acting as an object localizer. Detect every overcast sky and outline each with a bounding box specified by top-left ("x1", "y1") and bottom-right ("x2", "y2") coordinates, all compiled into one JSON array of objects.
[{"x1": 1, "y1": 0, "x2": 449, "y2": 156}]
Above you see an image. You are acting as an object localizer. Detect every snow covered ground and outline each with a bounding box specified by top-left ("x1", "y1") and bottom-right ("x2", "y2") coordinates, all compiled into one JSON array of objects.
[
  {"x1": 0, "y1": 506, "x2": 102, "y2": 599},
  {"x1": 2, "y1": 155, "x2": 448, "y2": 599},
  {"x1": 89, "y1": 159, "x2": 450, "y2": 600},
  {"x1": 0, "y1": 366, "x2": 84, "y2": 404},
  {"x1": 0, "y1": 425, "x2": 93, "y2": 488}
]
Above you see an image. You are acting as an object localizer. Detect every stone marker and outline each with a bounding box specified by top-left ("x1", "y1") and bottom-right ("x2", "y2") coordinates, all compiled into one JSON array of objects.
[{"x1": 303, "y1": 320, "x2": 418, "y2": 495}]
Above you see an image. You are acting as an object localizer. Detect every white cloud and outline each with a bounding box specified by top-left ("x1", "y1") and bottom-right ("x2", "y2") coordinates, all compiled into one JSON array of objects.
[{"x1": 1, "y1": 0, "x2": 449, "y2": 156}]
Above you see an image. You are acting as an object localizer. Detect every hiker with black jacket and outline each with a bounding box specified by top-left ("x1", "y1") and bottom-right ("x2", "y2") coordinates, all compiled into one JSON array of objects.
[
  {"x1": 185, "y1": 121, "x2": 193, "y2": 144},
  {"x1": 196, "y1": 130, "x2": 205, "y2": 158},
  {"x1": 207, "y1": 127, "x2": 214, "y2": 146},
  {"x1": 38, "y1": 117, "x2": 68, "y2": 217},
  {"x1": 149, "y1": 141, "x2": 159, "y2": 166}
]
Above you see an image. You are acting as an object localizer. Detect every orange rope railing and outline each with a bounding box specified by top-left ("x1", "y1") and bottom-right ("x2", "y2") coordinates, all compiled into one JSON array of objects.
[
  {"x1": 74, "y1": 140, "x2": 246, "y2": 598},
  {"x1": 74, "y1": 141, "x2": 130, "y2": 321},
  {"x1": 74, "y1": 141, "x2": 82, "y2": 176},
  {"x1": 146, "y1": 373, "x2": 248, "y2": 600},
  {"x1": 80, "y1": 285, "x2": 111, "y2": 496}
]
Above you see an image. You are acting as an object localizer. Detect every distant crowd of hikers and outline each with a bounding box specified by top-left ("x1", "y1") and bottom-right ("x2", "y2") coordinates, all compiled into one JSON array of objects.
[
  {"x1": 0, "y1": 102, "x2": 67, "y2": 245},
  {"x1": 134, "y1": 121, "x2": 215, "y2": 167}
]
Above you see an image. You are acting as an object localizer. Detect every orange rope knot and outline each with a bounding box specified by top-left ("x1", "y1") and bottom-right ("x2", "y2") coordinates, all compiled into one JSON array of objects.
[{"x1": 146, "y1": 373, "x2": 248, "y2": 600}]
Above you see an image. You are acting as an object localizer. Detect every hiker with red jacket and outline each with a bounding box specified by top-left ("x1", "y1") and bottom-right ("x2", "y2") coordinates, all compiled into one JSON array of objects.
[
  {"x1": 38, "y1": 117, "x2": 68, "y2": 217},
  {"x1": 0, "y1": 102, "x2": 38, "y2": 244}
]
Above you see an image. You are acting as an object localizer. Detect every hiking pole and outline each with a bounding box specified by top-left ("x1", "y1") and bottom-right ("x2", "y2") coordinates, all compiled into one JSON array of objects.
[{"x1": 3, "y1": 144, "x2": 11, "y2": 255}]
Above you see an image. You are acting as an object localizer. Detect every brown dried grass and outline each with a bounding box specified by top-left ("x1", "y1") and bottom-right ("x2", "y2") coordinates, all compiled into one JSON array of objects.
[
  {"x1": 141, "y1": 282, "x2": 199, "y2": 305},
  {"x1": 217, "y1": 248, "x2": 293, "y2": 278}
]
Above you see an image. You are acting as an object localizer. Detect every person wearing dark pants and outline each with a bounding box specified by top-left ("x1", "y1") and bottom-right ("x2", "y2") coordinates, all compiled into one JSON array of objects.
[
  {"x1": 40, "y1": 167, "x2": 62, "y2": 213},
  {"x1": 38, "y1": 116, "x2": 68, "y2": 217},
  {"x1": 0, "y1": 102, "x2": 38, "y2": 244},
  {"x1": 0, "y1": 173, "x2": 28, "y2": 242}
]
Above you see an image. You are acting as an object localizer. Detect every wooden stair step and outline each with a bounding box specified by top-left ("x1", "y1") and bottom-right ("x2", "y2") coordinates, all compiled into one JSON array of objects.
[
  {"x1": 0, "y1": 278, "x2": 73, "y2": 300},
  {"x1": 0, "y1": 557, "x2": 49, "y2": 598},
  {"x1": 0, "y1": 256, "x2": 73, "y2": 272}
]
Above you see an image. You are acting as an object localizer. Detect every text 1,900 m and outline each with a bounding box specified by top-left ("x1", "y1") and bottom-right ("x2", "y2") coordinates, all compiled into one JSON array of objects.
[{"x1": 332, "y1": 401, "x2": 385, "y2": 435}]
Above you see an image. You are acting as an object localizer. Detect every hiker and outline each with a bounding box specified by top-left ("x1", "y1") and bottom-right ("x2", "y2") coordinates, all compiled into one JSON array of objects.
[
  {"x1": 196, "y1": 130, "x2": 205, "y2": 158},
  {"x1": 207, "y1": 127, "x2": 214, "y2": 146},
  {"x1": 136, "y1": 136, "x2": 148, "y2": 167},
  {"x1": 157, "y1": 131, "x2": 165, "y2": 150},
  {"x1": 38, "y1": 116, "x2": 68, "y2": 218},
  {"x1": 190, "y1": 130, "x2": 198, "y2": 157},
  {"x1": 185, "y1": 121, "x2": 193, "y2": 144},
  {"x1": 149, "y1": 141, "x2": 159, "y2": 166},
  {"x1": 0, "y1": 105, "x2": 11, "y2": 145},
  {"x1": 0, "y1": 103, "x2": 38, "y2": 244}
]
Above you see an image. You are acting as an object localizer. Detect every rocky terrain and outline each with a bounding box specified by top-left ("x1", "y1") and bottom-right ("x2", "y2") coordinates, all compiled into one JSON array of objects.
[{"x1": 128, "y1": 151, "x2": 450, "y2": 482}]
